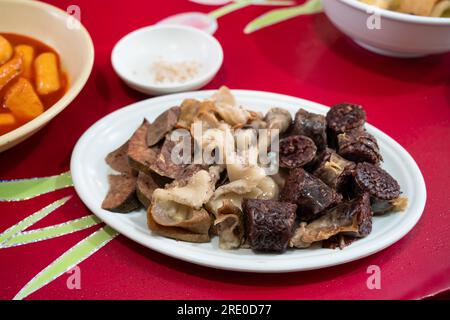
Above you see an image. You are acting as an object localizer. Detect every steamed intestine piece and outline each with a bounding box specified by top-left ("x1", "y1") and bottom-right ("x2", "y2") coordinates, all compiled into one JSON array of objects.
[
  {"x1": 209, "y1": 86, "x2": 253, "y2": 127},
  {"x1": 211, "y1": 86, "x2": 236, "y2": 107},
  {"x1": 213, "y1": 201, "x2": 245, "y2": 250},
  {"x1": 264, "y1": 107, "x2": 292, "y2": 134},
  {"x1": 193, "y1": 100, "x2": 222, "y2": 130},
  {"x1": 152, "y1": 169, "x2": 215, "y2": 210},
  {"x1": 206, "y1": 160, "x2": 279, "y2": 249},
  {"x1": 149, "y1": 168, "x2": 222, "y2": 241},
  {"x1": 192, "y1": 122, "x2": 235, "y2": 165},
  {"x1": 290, "y1": 194, "x2": 372, "y2": 248},
  {"x1": 214, "y1": 103, "x2": 253, "y2": 128},
  {"x1": 177, "y1": 98, "x2": 202, "y2": 129}
]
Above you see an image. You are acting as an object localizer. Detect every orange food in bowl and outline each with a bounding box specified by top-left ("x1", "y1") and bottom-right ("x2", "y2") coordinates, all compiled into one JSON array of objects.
[{"x1": 0, "y1": 33, "x2": 68, "y2": 136}]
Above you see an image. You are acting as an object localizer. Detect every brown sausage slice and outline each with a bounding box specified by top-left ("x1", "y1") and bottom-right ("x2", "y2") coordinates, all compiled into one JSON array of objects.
[
  {"x1": 136, "y1": 172, "x2": 161, "y2": 209},
  {"x1": 105, "y1": 141, "x2": 136, "y2": 176},
  {"x1": 101, "y1": 174, "x2": 140, "y2": 213},
  {"x1": 147, "y1": 106, "x2": 180, "y2": 147},
  {"x1": 128, "y1": 120, "x2": 160, "y2": 175}
]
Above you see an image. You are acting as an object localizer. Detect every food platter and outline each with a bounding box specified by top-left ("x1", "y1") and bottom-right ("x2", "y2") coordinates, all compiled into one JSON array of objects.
[{"x1": 71, "y1": 90, "x2": 426, "y2": 273}]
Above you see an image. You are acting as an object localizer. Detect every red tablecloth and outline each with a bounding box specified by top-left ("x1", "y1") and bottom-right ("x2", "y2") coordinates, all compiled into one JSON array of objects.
[{"x1": 1, "y1": 0, "x2": 449, "y2": 300}]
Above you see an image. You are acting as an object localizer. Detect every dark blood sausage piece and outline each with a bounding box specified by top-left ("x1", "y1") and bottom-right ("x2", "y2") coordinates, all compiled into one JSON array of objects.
[
  {"x1": 337, "y1": 129, "x2": 383, "y2": 164},
  {"x1": 105, "y1": 141, "x2": 137, "y2": 176},
  {"x1": 128, "y1": 120, "x2": 160, "y2": 175},
  {"x1": 303, "y1": 147, "x2": 334, "y2": 173},
  {"x1": 354, "y1": 162, "x2": 400, "y2": 201},
  {"x1": 341, "y1": 193, "x2": 372, "y2": 238},
  {"x1": 292, "y1": 109, "x2": 327, "y2": 150},
  {"x1": 326, "y1": 103, "x2": 366, "y2": 134},
  {"x1": 279, "y1": 135, "x2": 317, "y2": 169},
  {"x1": 326, "y1": 103, "x2": 366, "y2": 148},
  {"x1": 147, "y1": 106, "x2": 180, "y2": 147},
  {"x1": 242, "y1": 199, "x2": 297, "y2": 252},
  {"x1": 101, "y1": 174, "x2": 140, "y2": 213},
  {"x1": 313, "y1": 151, "x2": 356, "y2": 194},
  {"x1": 280, "y1": 168, "x2": 342, "y2": 221}
]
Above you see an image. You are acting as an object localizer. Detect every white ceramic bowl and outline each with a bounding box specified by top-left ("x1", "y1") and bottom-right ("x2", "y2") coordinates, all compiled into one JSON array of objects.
[
  {"x1": 111, "y1": 25, "x2": 224, "y2": 95},
  {"x1": 0, "y1": 0, "x2": 94, "y2": 152},
  {"x1": 322, "y1": 0, "x2": 450, "y2": 57}
]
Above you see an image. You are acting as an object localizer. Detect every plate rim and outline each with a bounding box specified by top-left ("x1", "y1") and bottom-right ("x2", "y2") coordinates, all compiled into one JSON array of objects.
[{"x1": 71, "y1": 89, "x2": 427, "y2": 273}]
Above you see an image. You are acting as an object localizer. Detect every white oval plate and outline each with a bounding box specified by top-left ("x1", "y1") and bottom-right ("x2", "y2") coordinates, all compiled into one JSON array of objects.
[{"x1": 71, "y1": 90, "x2": 426, "y2": 273}]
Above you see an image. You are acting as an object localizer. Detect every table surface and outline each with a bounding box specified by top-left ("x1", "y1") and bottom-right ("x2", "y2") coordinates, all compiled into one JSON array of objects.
[{"x1": 1, "y1": 0, "x2": 449, "y2": 300}]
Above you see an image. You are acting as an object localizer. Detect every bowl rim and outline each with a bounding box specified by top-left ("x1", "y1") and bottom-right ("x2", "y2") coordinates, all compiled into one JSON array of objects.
[
  {"x1": 339, "y1": 0, "x2": 450, "y2": 25},
  {"x1": 0, "y1": 0, "x2": 95, "y2": 148},
  {"x1": 111, "y1": 24, "x2": 224, "y2": 91}
]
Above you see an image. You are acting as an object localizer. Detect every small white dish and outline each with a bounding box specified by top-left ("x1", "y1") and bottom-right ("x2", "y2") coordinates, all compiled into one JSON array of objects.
[
  {"x1": 71, "y1": 90, "x2": 427, "y2": 273},
  {"x1": 322, "y1": 0, "x2": 450, "y2": 58},
  {"x1": 111, "y1": 25, "x2": 223, "y2": 95}
]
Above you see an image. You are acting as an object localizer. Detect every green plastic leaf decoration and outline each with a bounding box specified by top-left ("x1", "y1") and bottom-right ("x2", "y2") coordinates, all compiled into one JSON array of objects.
[
  {"x1": 13, "y1": 225, "x2": 119, "y2": 300},
  {"x1": 0, "y1": 196, "x2": 71, "y2": 245},
  {"x1": 209, "y1": 0, "x2": 295, "y2": 19},
  {"x1": 209, "y1": 0, "x2": 252, "y2": 18},
  {"x1": 0, "y1": 215, "x2": 101, "y2": 249},
  {"x1": 0, "y1": 171, "x2": 73, "y2": 201},
  {"x1": 244, "y1": 0, "x2": 323, "y2": 34}
]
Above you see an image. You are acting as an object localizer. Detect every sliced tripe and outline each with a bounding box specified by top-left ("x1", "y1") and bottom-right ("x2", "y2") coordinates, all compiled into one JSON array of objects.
[
  {"x1": 147, "y1": 209, "x2": 210, "y2": 243},
  {"x1": 213, "y1": 201, "x2": 244, "y2": 250},
  {"x1": 148, "y1": 168, "x2": 221, "y2": 240}
]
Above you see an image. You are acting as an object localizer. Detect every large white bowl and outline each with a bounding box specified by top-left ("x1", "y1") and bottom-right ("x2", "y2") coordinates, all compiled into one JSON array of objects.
[
  {"x1": 322, "y1": 0, "x2": 450, "y2": 57},
  {"x1": 0, "y1": 0, "x2": 94, "y2": 152}
]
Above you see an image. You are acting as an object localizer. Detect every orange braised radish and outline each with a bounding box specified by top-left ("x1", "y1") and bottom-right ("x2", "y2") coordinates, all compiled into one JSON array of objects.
[
  {"x1": 4, "y1": 77, "x2": 44, "y2": 121},
  {"x1": 15, "y1": 45, "x2": 34, "y2": 79},
  {"x1": 0, "y1": 35, "x2": 13, "y2": 65},
  {"x1": 0, "y1": 55, "x2": 22, "y2": 91},
  {"x1": 35, "y1": 52, "x2": 61, "y2": 95}
]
